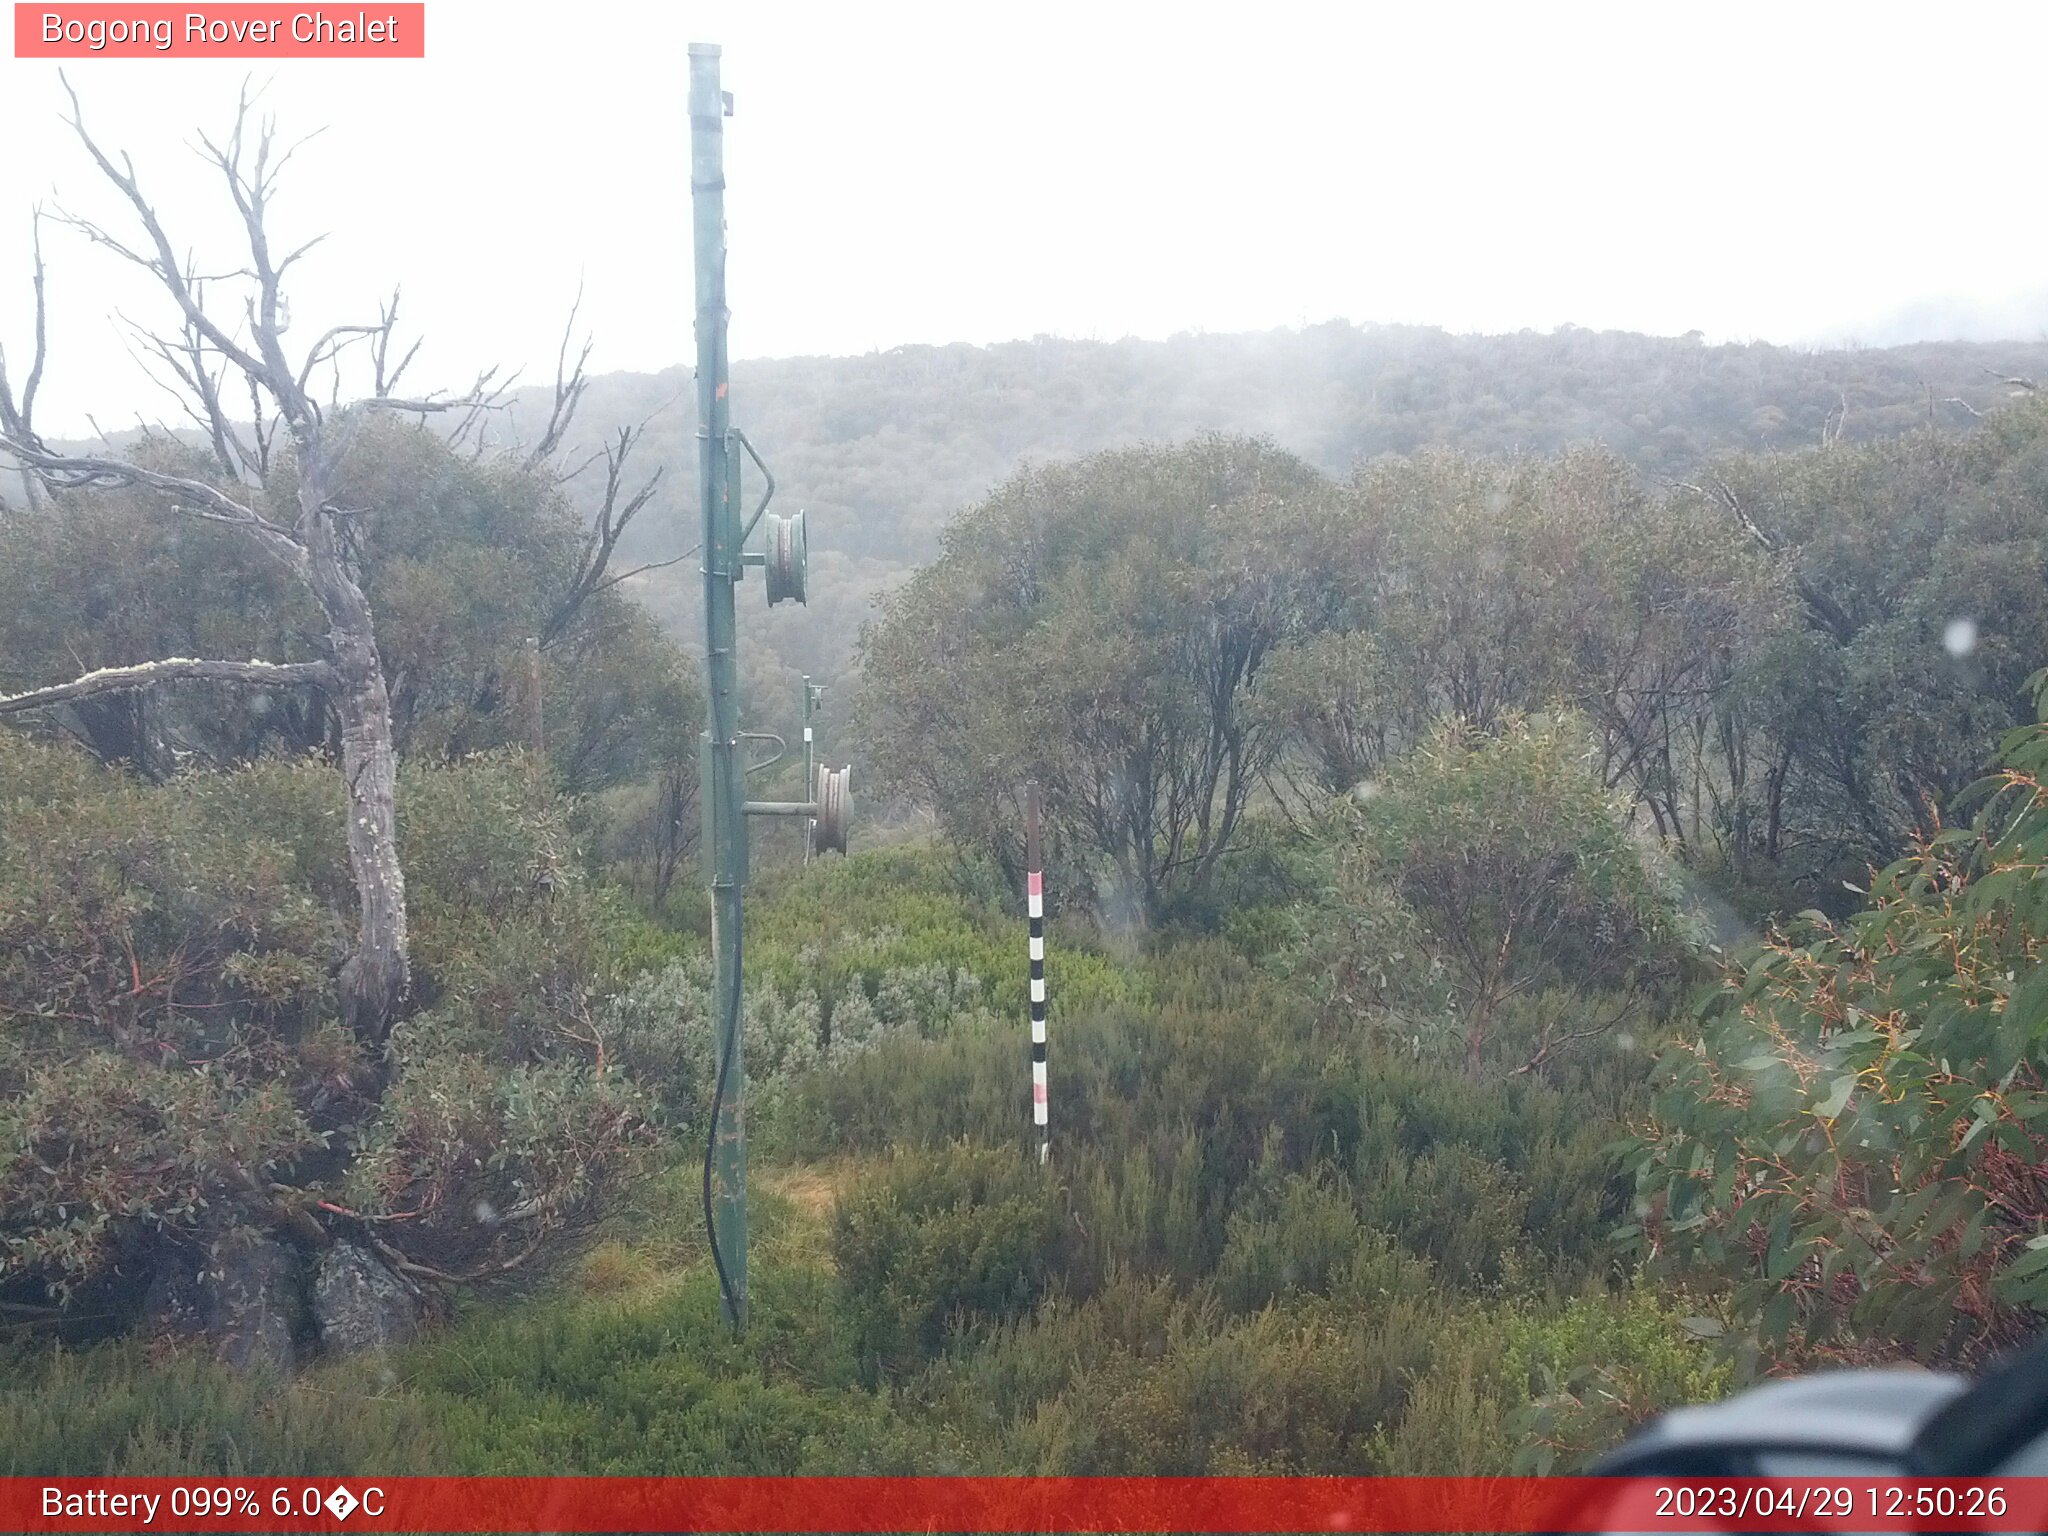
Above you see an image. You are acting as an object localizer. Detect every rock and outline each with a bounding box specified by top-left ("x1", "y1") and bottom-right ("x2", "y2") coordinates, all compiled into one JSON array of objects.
[
  {"x1": 313, "y1": 1241, "x2": 418, "y2": 1356},
  {"x1": 141, "y1": 1229, "x2": 301, "y2": 1373},
  {"x1": 139, "y1": 1248, "x2": 208, "y2": 1341},
  {"x1": 208, "y1": 1231, "x2": 301, "y2": 1372}
]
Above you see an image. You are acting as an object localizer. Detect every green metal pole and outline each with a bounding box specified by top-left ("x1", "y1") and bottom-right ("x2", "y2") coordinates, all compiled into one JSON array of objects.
[{"x1": 690, "y1": 40, "x2": 747, "y2": 1331}]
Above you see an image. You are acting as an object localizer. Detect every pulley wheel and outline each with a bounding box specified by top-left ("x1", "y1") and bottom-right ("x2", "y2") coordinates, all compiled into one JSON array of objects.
[
  {"x1": 814, "y1": 763, "x2": 851, "y2": 854},
  {"x1": 766, "y1": 509, "x2": 808, "y2": 607}
]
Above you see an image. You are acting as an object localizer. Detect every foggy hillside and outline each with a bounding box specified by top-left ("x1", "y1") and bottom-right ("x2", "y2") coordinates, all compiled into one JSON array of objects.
[{"x1": 498, "y1": 321, "x2": 2048, "y2": 697}]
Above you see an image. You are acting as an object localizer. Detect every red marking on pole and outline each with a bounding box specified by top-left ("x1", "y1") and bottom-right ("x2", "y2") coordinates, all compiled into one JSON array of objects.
[{"x1": 1027, "y1": 870, "x2": 1043, "y2": 897}]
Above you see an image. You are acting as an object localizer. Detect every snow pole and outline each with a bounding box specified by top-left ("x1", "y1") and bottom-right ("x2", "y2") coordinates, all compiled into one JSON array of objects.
[{"x1": 1026, "y1": 784, "x2": 1048, "y2": 1164}]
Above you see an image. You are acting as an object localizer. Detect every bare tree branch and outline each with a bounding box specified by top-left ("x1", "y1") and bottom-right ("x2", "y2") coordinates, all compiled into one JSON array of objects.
[
  {"x1": 54, "y1": 73, "x2": 282, "y2": 413},
  {"x1": 1985, "y1": 367, "x2": 2040, "y2": 394},
  {"x1": 19, "y1": 211, "x2": 46, "y2": 431},
  {"x1": 369, "y1": 288, "x2": 420, "y2": 398},
  {"x1": 365, "y1": 387, "x2": 509, "y2": 418},
  {"x1": 444, "y1": 366, "x2": 517, "y2": 454},
  {"x1": 118, "y1": 308, "x2": 259, "y2": 478},
  {"x1": 0, "y1": 656, "x2": 335, "y2": 717},
  {"x1": 191, "y1": 84, "x2": 314, "y2": 424},
  {"x1": 247, "y1": 365, "x2": 276, "y2": 477},
  {"x1": 585, "y1": 544, "x2": 700, "y2": 599},
  {"x1": 523, "y1": 284, "x2": 591, "y2": 473},
  {"x1": 294, "y1": 322, "x2": 382, "y2": 397},
  {"x1": 539, "y1": 421, "x2": 667, "y2": 646},
  {"x1": 1509, "y1": 987, "x2": 1642, "y2": 1077},
  {"x1": 1681, "y1": 474, "x2": 1857, "y2": 645},
  {"x1": 0, "y1": 209, "x2": 49, "y2": 509},
  {"x1": 0, "y1": 435, "x2": 312, "y2": 571}
]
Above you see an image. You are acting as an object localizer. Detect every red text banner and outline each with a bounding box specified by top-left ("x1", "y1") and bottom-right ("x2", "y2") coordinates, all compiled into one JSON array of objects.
[
  {"x1": 3, "y1": 1476, "x2": 2048, "y2": 1532},
  {"x1": 14, "y1": 5, "x2": 425, "y2": 57}
]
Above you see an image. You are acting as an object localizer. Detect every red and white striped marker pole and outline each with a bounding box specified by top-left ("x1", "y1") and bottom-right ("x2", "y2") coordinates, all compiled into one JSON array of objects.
[{"x1": 1026, "y1": 784, "x2": 1049, "y2": 1164}]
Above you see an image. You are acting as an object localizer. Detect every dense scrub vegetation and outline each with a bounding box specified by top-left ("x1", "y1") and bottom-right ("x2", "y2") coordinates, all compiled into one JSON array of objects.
[
  {"x1": 2, "y1": 846, "x2": 1730, "y2": 1477},
  {"x1": 0, "y1": 421, "x2": 706, "y2": 1334},
  {"x1": 852, "y1": 399, "x2": 2048, "y2": 1373},
  {"x1": 8, "y1": 329, "x2": 2048, "y2": 1477},
  {"x1": 0, "y1": 735, "x2": 654, "y2": 1310}
]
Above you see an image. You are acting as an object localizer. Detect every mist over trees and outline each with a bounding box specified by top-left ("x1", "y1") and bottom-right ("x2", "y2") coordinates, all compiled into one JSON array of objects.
[
  {"x1": 490, "y1": 326, "x2": 2048, "y2": 756},
  {"x1": 860, "y1": 408, "x2": 2048, "y2": 929},
  {"x1": 9, "y1": 81, "x2": 2048, "y2": 1479}
]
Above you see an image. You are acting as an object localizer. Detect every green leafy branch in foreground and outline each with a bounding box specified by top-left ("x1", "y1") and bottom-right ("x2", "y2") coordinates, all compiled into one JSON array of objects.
[{"x1": 1624, "y1": 672, "x2": 2048, "y2": 1363}]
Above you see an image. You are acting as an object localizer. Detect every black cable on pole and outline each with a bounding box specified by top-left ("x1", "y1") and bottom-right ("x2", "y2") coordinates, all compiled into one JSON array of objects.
[{"x1": 701, "y1": 926, "x2": 742, "y2": 1320}]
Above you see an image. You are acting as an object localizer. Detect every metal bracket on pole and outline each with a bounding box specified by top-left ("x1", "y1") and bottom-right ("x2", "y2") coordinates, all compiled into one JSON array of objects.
[
  {"x1": 740, "y1": 730, "x2": 787, "y2": 777},
  {"x1": 733, "y1": 430, "x2": 777, "y2": 547},
  {"x1": 764, "y1": 510, "x2": 808, "y2": 606}
]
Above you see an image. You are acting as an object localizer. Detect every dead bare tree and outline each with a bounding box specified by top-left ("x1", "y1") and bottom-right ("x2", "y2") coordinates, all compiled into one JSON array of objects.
[
  {"x1": 0, "y1": 80, "x2": 514, "y2": 1042},
  {"x1": 0, "y1": 210, "x2": 48, "y2": 512}
]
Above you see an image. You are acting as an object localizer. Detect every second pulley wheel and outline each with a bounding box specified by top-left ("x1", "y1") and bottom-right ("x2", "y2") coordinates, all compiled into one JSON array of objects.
[
  {"x1": 813, "y1": 762, "x2": 851, "y2": 854},
  {"x1": 765, "y1": 509, "x2": 807, "y2": 607}
]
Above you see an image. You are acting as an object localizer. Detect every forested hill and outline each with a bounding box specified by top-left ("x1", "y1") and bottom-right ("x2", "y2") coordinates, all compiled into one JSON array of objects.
[
  {"x1": 536, "y1": 322, "x2": 2048, "y2": 566},
  {"x1": 509, "y1": 322, "x2": 2048, "y2": 697},
  {"x1": 44, "y1": 322, "x2": 2048, "y2": 704}
]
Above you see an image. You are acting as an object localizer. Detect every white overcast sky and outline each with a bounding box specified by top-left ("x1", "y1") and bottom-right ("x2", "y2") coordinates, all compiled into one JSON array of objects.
[{"x1": 2, "y1": 0, "x2": 2045, "y2": 434}]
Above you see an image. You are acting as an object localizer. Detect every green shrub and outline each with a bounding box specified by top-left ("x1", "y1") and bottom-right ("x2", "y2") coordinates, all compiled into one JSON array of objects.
[
  {"x1": 833, "y1": 1145, "x2": 1068, "y2": 1380},
  {"x1": 1499, "y1": 1289, "x2": 1734, "y2": 1472},
  {"x1": 1625, "y1": 691, "x2": 2048, "y2": 1363},
  {"x1": 999, "y1": 1290, "x2": 1445, "y2": 1475},
  {"x1": 1358, "y1": 1145, "x2": 1527, "y2": 1290},
  {"x1": 746, "y1": 844, "x2": 1148, "y2": 1025},
  {"x1": 0, "y1": 736, "x2": 643, "y2": 1305},
  {"x1": 1349, "y1": 1054, "x2": 1635, "y2": 1287},
  {"x1": 1214, "y1": 1168, "x2": 1427, "y2": 1313},
  {"x1": 1286, "y1": 714, "x2": 1692, "y2": 1073}
]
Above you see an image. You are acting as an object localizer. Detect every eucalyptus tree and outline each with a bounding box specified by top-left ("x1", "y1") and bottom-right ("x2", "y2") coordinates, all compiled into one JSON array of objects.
[
  {"x1": 1687, "y1": 406, "x2": 2048, "y2": 886},
  {"x1": 1323, "y1": 713, "x2": 1684, "y2": 1074},
  {"x1": 857, "y1": 434, "x2": 1331, "y2": 922}
]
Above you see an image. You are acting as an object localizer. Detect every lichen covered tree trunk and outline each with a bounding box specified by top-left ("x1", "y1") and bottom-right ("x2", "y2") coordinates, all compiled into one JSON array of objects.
[
  {"x1": 300, "y1": 449, "x2": 409, "y2": 1041},
  {"x1": 333, "y1": 638, "x2": 408, "y2": 1039}
]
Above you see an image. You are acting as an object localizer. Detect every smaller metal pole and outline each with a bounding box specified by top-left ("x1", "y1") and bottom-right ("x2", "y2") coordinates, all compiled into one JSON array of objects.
[
  {"x1": 525, "y1": 636, "x2": 544, "y2": 760},
  {"x1": 1026, "y1": 784, "x2": 1048, "y2": 1165},
  {"x1": 802, "y1": 676, "x2": 815, "y2": 863}
]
